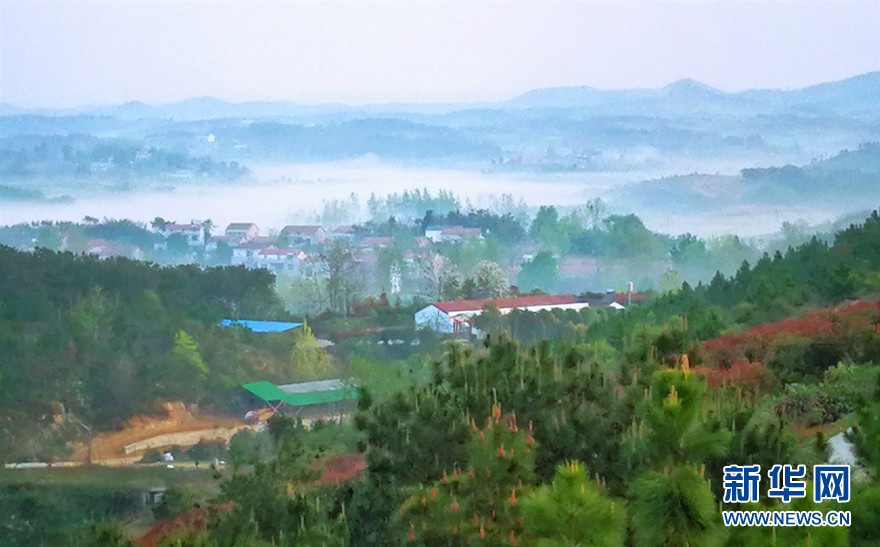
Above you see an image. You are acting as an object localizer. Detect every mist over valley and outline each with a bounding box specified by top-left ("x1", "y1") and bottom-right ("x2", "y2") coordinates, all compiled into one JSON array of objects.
[{"x1": 3, "y1": 72, "x2": 880, "y2": 241}]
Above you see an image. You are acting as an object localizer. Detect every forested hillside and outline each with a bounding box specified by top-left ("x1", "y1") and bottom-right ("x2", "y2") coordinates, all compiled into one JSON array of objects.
[
  {"x1": 343, "y1": 211, "x2": 880, "y2": 545},
  {"x1": 64, "y1": 210, "x2": 880, "y2": 545},
  {"x1": 5, "y1": 210, "x2": 880, "y2": 545},
  {"x1": 0, "y1": 247, "x2": 294, "y2": 461}
]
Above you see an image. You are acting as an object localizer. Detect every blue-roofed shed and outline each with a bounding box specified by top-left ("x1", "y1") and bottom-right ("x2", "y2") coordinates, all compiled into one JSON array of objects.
[{"x1": 219, "y1": 319, "x2": 302, "y2": 333}]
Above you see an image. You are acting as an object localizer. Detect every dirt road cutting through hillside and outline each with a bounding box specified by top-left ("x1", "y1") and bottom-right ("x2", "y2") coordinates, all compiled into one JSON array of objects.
[{"x1": 71, "y1": 402, "x2": 250, "y2": 465}]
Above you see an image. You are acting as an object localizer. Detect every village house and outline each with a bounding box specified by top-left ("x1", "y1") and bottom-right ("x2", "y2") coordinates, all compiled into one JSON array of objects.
[
  {"x1": 328, "y1": 225, "x2": 356, "y2": 240},
  {"x1": 225, "y1": 222, "x2": 260, "y2": 241},
  {"x1": 161, "y1": 223, "x2": 204, "y2": 247},
  {"x1": 206, "y1": 234, "x2": 245, "y2": 252},
  {"x1": 280, "y1": 225, "x2": 327, "y2": 246},
  {"x1": 230, "y1": 239, "x2": 273, "y2": 267},
  {"x1": 230, "y1": 237, "x2": 306, "y2": 273},
  {"x1": 255, "y1": 247, "x2": 307, "y2": 274},
  {"x1": 580, "y1": 289, "x2": 629, "y2": 309}
]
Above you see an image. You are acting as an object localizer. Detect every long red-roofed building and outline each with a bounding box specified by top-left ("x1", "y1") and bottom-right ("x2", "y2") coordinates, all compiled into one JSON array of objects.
[{"x1": 415, "y1": 294, "x2": 592, "y2": 334}]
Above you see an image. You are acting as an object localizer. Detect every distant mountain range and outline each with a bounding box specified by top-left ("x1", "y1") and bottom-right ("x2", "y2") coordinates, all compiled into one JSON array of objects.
[
  {"x1": 1, "y1": 71, "x2": 879, "y2": 180},
  {"x1": 3, "y1": 71, "x2": 879, "y2": 121},
  {"x1": 505, "y1": 72, "x2": 880, "y2": 115}
]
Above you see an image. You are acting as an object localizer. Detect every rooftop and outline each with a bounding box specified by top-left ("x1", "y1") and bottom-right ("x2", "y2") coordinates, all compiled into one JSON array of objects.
[
  {"x1": 432, "y1": 294, "x2": 579, "y2": 313},
  {"x1": 278, "y1": 379, "x2": 347, "y2": 394},
  {"x1": 242, "y1": 380, "x2": 358, "y2": 407},
  {"x1": 235, "y1": 240, "x2": 273, "y2": 250},
  {"x1": 281, "y1": 225, "x2": 323, "y2": 235},
  {"x1": 219, "y1": 319, "x2": 302, "y2": 333},
  {"x1": 226, "y1": 222, "x2": 258, "y2": 231}
]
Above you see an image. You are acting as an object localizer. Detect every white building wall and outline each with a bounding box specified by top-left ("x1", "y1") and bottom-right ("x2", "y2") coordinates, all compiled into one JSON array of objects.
[
  {"x1": 425, "y1": 229, "x2": 443, "y2": 243},
  {"x1": 416, "y1": 301, "x2": 593, "y2": 334},
  {"x1": 231, "y1": 247, "x2": 258, "y2": 267},
  {"x1": 415, "y1": 305, "x2": 454, "y2": 333},
  {"x1": 163, "y1": 226, "x2": 204, "y2": 247},
  {"x1": 181, "y1": 227, "x2": 204, "y2": 247}
]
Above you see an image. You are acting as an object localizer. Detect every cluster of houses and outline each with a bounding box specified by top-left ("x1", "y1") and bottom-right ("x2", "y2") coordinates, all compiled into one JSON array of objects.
[
  {"x1": 156, "y1": 222, "x2": 326, "y2": 272},
  {"x1": 157, "y1": 221, "x2": 484, "y2": 276}
]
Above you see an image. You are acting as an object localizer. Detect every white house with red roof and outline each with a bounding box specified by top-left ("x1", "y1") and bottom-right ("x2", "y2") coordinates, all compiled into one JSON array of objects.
[
  {"x1": 161, "y1": 223, "x2": 204, "y2": 247},
  {"x1": 415, "y1": 294, "x2": 592, "y2": 334},
  {"x1": 231, "y1": 238, "x2": 307, "y2": 273},
  {"x1": 231, "y1": 239, "x2": 274, "y2": 266}
]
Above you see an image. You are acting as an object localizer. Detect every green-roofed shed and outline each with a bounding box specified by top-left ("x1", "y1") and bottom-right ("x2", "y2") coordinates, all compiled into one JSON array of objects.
[
  {"x1": 242, "y1": 381, "x2": 289, "y2": 403},
  {"x1": 280, "y1": 388, "x2": 358, "y2": 407},
  {"x1": 237, "y1": 379, "x2": 359, "y2": 420}
]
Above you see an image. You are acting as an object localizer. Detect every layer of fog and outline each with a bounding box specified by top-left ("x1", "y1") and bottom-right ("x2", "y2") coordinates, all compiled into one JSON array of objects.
[{"x1": 0, "y1": 159, "x2": 855, "y2": 239}]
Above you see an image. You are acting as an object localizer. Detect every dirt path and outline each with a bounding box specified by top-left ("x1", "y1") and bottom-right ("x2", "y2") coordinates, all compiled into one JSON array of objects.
[{"x1": 71, "y1": 402, "x2": 249, "y2": 464}]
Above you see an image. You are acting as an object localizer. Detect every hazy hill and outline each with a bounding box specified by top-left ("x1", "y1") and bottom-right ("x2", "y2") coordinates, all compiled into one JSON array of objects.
[
  {"x1": 0, "y1": 71, "x2": 878, "y2": 178},
  {"x1": 621, "y1": 142, "x2": 880, "y2": 214},
  {"x1": 790, "y1": 71, "x2": 880, "y2": 114},
  {"x1": 4, "y1": 71, "x2": 877, "y2": 121},
  {"x1": 504, "y1": 71, "x2": 880, "y2": 117}
]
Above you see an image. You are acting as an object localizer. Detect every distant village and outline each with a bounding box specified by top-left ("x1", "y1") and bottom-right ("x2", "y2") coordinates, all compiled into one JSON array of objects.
[
  {"x1": 179, "y1": 219, "x2": 645, "y2": 313},
  {"x1": 0, "y1": 214, "x2": 654, "y2": 340}
]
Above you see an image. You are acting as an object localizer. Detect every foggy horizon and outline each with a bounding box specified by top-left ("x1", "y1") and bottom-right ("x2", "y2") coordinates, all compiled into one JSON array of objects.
[
  {"x1": 3, "y1": 2, "x2": 880, "y2": 109},
  {"x1": 5, "y1": 69, "x2": 880, "y2": 112}
]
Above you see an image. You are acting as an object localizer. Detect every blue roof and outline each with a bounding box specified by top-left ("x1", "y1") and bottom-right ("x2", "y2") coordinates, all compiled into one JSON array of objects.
[{"x1": 219, "y1": 319, "x2": 302, "y2": 333}]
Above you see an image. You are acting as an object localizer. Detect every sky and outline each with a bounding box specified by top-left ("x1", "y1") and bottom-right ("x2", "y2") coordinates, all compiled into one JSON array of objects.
[{"x1": 2, "y1": 1, "x2": 880, "y2": 109}]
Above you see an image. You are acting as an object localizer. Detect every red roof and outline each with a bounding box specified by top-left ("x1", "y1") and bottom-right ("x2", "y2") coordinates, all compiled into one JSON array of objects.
[{"x1": 433, "y1": 294, "x2": 579, "y2": 313}]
